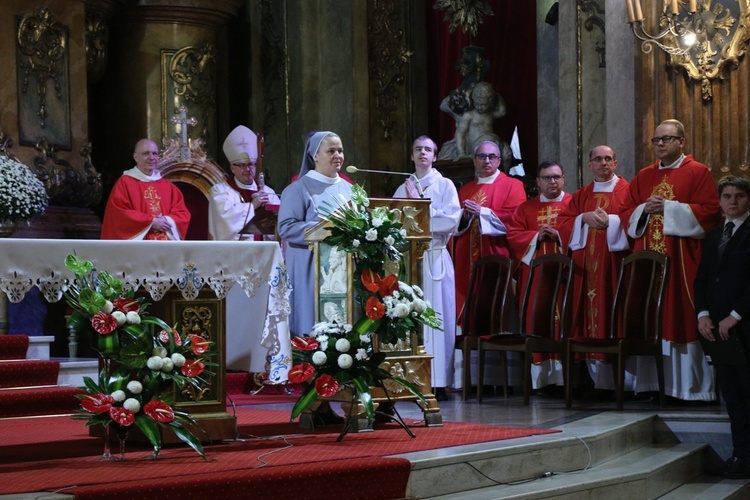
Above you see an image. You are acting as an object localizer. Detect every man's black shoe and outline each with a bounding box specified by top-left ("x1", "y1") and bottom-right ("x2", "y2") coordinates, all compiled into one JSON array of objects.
[
  {"x1": 726, "y1": 457, "x2": 750, "y2": 479},
  {"x1": 434, "y1": 387, "x2": 447, "y2": 401}
]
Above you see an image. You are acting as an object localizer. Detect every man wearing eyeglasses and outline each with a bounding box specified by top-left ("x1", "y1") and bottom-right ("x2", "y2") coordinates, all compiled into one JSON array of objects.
[
  {"x1": 620, "y1": 118, "x2": 721, "y2": 403},
  {"x1": 506, "y1": 160, "x2": 572, "y2": 388},
  {"x1": 208, "y1": 125, "x2": 280, "y2": 241},
  {"x1": 454, "y1": 141, "x2": 526, "y2": 321},
  {"x1": 559, "y1": 145, "x2": 630, "y2": 389}
]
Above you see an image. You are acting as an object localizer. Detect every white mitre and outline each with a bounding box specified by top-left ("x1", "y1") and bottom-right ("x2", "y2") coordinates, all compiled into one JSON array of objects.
[{"x1": 223, "y1": 125, "x2": 258, "y2": 163}]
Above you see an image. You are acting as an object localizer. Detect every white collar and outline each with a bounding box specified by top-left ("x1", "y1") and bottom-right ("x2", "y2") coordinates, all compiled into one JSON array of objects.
[
  {"x1": 659, "y1": 154, "x2": 686, "y2": 169},
  {"x1": 540, "y1": 192, "x2": 566, "y2": 202},
  {"x1": 476, "y1": 170, "x2": 501, "y2": 185},
  {"x1": 592, "y1": 174, "x2": 619, "y2": 193},
  {"x1": 234, "y1": 177, "x2": 258, "y2": 190},
  {"x1": 307, "y1": 170, "x2": 340, "y2": 185},
  {"x1": 123, "y1": 167, "x2": 161, "y2": 182}
]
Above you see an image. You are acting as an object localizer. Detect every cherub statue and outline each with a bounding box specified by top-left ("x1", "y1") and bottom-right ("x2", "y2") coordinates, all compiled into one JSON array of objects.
[{"x1": 438, "y1": 81, "x2": 513, "y2": 165}]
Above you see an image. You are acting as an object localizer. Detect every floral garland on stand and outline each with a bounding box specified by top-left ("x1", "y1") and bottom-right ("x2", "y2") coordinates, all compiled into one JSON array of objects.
[
  {"x1": 64, "y1": 254, "x2": 214, "y2": 460},
  {"x1": 289, "y1": 185, "x2": 441, "y2": 432}
]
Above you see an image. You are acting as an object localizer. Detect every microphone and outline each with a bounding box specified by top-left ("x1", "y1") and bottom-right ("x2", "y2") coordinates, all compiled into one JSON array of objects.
[{"x1": 346, "y1": 166, "x2": 425, "y2": 198}]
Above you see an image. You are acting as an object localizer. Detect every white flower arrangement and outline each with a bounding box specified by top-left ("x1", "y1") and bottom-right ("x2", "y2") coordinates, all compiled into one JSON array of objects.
[{"x1": 0, "y1": 155, "x2": 48, "y2": 222}]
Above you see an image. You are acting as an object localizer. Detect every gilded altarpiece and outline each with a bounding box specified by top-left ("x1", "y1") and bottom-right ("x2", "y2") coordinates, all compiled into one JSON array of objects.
[{"x1": 305, "y1": 198, "x2": 442, "y2": 429}]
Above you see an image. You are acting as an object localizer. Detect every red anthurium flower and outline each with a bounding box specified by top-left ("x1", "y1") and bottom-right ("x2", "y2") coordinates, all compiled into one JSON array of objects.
[
  {"x1": 378, "y1": 274, "x2": 399, "y2": 296},
  {"x1": 158, "y1": 329, "x2": 170, "y2": 343},
  {"x1": 91, "y1": 311, "x2": 118, "y2": 335},
  {"x1": 361, "y1": 269, "x2": 382, "y2": 292},
  {"x1": 173, "y1": 329, "x2": 183, "y2": 346},
  {"x1": 190, "y1": 334, "x2": 210, "y2": 355},
  {"x1": 113, "y1": 297, "x2": 140, "y2": 313},
  {"x1": 315, "y1": 374, "x2": 340, "y2": 397},
  {"x1": 181, "y1": 359, "x2": 205, "y2": 377},
  {"x1": 81, "y1": 393, "x2": 115, "y2": 413},
  {"x1": 365, "y1": 296, "x2": 386, "y2": 320},
  {"x1": 144, "y1": 400, "x2": 175, "y2": 423},
  {"x1": 109, "y1": 406, "x2": 136, "y2": 426},
  {"x1": 291, "y1": 336, "x2": 320, "y2": 351},
  {"x1": 288, "y1": 362, "x2": 315, "y2": 383}
]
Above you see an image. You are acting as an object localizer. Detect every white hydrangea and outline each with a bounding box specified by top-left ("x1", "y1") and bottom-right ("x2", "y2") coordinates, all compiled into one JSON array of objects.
[
  {"x1": 147, "y1": 356, "x2": 164, "y2": 370},
  {"x1": 312, "y1": 351, "x2": 328, "y2": 365},
  {"x1": 171, "y1": 353, "x2": 186, "y2": 367},
  {"x1": 359, "y1": 334, "x2": 371, "y2": 344},
  {"x1": 123, "y1": 398, "x2": 141, "y2": 413},
  {"x1": 112, "y1": 311, "x2": 127, "y2": 326},
  {"x1": 110, "y1": 390, "x2": 126, "y2": 402},
  {"x1": 126, "y1": 381, "x2": 143, "y2": 394},
  {"x1": 365, "y1": 228, "x2": 378, "y2": 241},
  {"x1": 152, "y1": 347, "x2": 168, "y2": 358},
  {"x1": 335, "y1": 338, "x2": 351, "y2": 352},
  {"x1": 337, "y1": 353, "x2": 353, "y2": 369},
  {"x1": 385, "y1": 235, "x2": 395, "y2": 246},
  {"x1": 371, "y1": 217, "x2": 384, "y2": 228},
  {"x1": 352, "y1": 239, "x2": 361, "y2": 248},
  {"x1": 355, "y1": 348, "x2": 368, "y2": 361}
]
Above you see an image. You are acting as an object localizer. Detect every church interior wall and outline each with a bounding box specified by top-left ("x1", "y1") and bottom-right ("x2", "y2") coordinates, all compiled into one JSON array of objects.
[{"x1": 537, "y1": 0, "x2": 561, "y2": 176}]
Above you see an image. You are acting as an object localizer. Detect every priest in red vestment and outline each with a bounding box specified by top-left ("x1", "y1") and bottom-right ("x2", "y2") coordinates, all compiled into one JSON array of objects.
[
  {"x1": 620, "y1": 119, "x2": 722, "y2": 401},
  {"x1": 454, "y1": 141, "x2": 526, "y2": 320},
  {"x1": 559, "y1": 146, "x2": 630, "y2": 345},
  {"x1": 506, "y1": 160, "x2": 571, "y2": 388},
  {"x1": 101, "y1": 138, "x2": 190, "y2": 240}
]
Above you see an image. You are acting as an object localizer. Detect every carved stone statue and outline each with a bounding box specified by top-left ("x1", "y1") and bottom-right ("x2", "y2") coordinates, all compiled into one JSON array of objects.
[{"x1": 438, "y1": 80, "x2": 513, "y2": 167}]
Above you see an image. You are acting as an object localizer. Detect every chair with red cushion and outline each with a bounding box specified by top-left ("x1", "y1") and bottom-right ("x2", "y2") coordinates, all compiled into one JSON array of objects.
[
  {"x1": 457, "y1": 255, "x2": 514, "y2": 401},
  {"x1": 477, "y1": 253, "x2": 573, "y2": 404},
  {"x1": 564, "y1": 250, "x2": 668, "y2": 410}
]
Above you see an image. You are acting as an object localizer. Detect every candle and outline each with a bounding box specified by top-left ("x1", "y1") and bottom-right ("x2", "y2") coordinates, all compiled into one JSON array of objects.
[
  {"x1": 634, "y1": 0, "x2": 644, "y2": 21},
  {"x1": 689, "y1": 0, "x2": 697, "y2": 13},
  {"x1": 626, "y1": 0, "x2": 635, "y2": 23},
  {"x1": 670, "y1": 0, "x2": 679, "y2": 15}
]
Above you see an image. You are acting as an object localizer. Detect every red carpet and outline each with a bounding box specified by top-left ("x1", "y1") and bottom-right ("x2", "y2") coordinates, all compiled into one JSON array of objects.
[{"x1": 0, "y1": 408, "x2": 560, "y2": 499}]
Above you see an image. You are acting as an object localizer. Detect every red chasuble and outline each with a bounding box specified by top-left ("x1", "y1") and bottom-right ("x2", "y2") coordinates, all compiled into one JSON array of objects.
[
  {"x1": 454, "y1": 173, "x2": 526, "y2": 320},
  {"x1": 101, "y1": 176, "x2": 191, "y2": 240},
  {"x1": 558, "y1": 179, "x2": 630, "y2": 348},
  {"x1": 619, "y1": 157, "x2": 721, "y2": 343},
  {"x1": 507, "y1": 194, "x2": 572, "y2": 338}
]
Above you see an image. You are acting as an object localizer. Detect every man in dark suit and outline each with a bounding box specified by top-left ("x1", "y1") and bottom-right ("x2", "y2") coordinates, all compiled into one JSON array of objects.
[{"x1": 694, "y1": 175, "x2": 750, "y2": 478}]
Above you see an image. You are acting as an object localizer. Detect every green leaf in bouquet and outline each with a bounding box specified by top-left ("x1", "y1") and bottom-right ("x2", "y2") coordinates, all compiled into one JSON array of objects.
[
  {"x1": 352, "y1": 376, "x2": 374, "y2": 421},
  {"x1": 78, "y1": 288, "x2": 106, "y2": 315},
  {"x1": 290, "y1": 383, "x2": 319, "y2": 421},
  {"x1": 134, "y1": 413, "x2": 162, "y2": 452},
  {"x1": 169, "y1": 421, "x2": 206, "y2": 459}
]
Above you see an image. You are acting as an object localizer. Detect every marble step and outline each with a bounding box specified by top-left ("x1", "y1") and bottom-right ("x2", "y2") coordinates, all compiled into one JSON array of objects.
[
  {"x1": 426, "y1": 442, "x2": 707, "y2": 499},
  {"x1": 401, "y1": 412, "x2": 659, "y2": 498},
  {"x1": 56, "y1": 358, "x2": 98, "y2": 387},
  {"x1": 658, "y1": 474, "x2": 750, "y2": 499}
]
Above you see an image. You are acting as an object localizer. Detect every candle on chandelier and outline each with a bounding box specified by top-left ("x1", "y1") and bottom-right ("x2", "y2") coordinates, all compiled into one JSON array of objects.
[
  {"x1": 633, "y1": 0, "x2": 644, "y2": 21},
  {"x1": 670, "y1": 0, "x2": 679, "y2": 15},
  {"x1": 625, "y1": 0, "x2": 635, "y2": 23},
  {"x1": 689, "y1": 0, "x2": 697, "y2": 13}
]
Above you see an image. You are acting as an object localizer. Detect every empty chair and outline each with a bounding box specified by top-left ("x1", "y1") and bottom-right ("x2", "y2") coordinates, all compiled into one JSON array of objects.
[
  {"x1": 565, "y1": 250, "x2": 668, "y2": 410},
  {"x1": 477, "y1": 253, "x2": 573, "y2": 404},
  {"x1": 457, "y1": 255, "x2": 514, "y2": 401}
]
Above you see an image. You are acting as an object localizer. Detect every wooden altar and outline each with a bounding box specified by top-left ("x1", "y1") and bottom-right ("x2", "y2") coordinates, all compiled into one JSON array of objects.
[
  {"x1": 303, "y1": 197, "x2": 443, "y2": 429},
  {"x1": 0, "y1": 238, "x2": 291, "y2": 443}
]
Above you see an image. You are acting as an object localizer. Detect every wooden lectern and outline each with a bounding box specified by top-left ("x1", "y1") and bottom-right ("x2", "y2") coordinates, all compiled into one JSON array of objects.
[{"x1": 304, "y1": 197, "x2": 443, "y2": 430}]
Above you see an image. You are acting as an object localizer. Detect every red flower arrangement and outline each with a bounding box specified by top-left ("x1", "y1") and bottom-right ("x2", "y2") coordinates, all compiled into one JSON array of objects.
[{"x1": 64, "y1": 254, "x2": 216, "y2": 459}]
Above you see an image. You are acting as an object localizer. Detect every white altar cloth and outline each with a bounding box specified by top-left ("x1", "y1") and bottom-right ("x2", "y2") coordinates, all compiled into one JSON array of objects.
[{"x1": 0, "y1": 238, "x2": 291, "y2": 382}]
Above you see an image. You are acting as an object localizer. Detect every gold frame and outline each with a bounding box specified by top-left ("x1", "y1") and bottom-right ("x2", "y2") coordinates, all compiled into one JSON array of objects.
[{"x1": 665, "y1": 0, "x2": 750, "y2": 100}]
